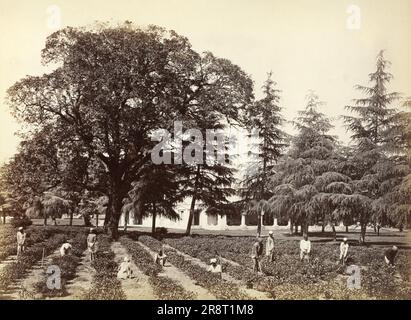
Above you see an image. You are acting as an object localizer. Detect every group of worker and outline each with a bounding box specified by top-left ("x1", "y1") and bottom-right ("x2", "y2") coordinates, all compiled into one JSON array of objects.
[
  {"x1": 250, "y1": 231, "x2": 400, "y2": 274},
  {"x1": 16, "y1": 226, "x2": 98, "y2": 261},
  {"x1": 16, "y1": 227, "x2": 400, "y2": 280}
]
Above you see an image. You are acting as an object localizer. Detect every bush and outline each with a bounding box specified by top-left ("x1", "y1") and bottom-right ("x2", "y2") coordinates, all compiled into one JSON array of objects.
[
  {"x1": 0, "y1": 225, "x2": 17, "y2": 261},
  {"x1": 155, "y1": 227, "x2": 168, "y2": 236},
  {"x1": 10, "y1": 215, "x2": 32, "y2": 228}
]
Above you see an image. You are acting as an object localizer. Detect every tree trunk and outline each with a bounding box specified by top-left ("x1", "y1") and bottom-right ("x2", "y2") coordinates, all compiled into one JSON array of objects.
[
  {"x1": 186, "y1": 193, "x2": 197, "y2": 236},
  {"x1": 151, "y1": 204, "x2": 156, "y2": 235},
  {"x1": 321, "y1": 224, "x2": 325, "y2": 233},
  {"x1": 294, "y1": 224, "x2": 298, "y2": 234},
  {"x1": 332, "y1": 224, "x2": 336, "y2": 241},
  {"x1": 186, "y1": 165, "x2": 201, "y2": 236},
  {"x1": 289, "y1": 220, "x2": 293, "y2": 235},
  {"x1": 96, "y1": 213, "x2": 99, "y2": 228},
  {"x1": 43, "y1": 213, "x2": 47, "y2": 226},
  {"x1": 103, "y1": 197, "x2": 112, "y2": 232},
  {"x1": 104, "y1": 208, "x2": 110, "y2": 228},
  {"x1": 346, "y1": 225, "x2": 349, "y2": 233},
  {"x1": 107, "y1": 191, "x2": 124, "y2": 240},
  {"x1": 301, "y1": 221, "x2": 309, "y2": 237},
  {"x1": 123, "y1": 209, "x2": 128, "y2": 231},
  {"x1": 2, "y1": 211, "x2": 5, "y2": 224},
  {"x1": 69, "y1": 210, "x2": 73, "y2": 226},
  {"x1": 359, "y1": 223, "x2": 367, "y2": 244},
  {"x1": 108, "y1": 214, "x2": 121, "y2": 240}
]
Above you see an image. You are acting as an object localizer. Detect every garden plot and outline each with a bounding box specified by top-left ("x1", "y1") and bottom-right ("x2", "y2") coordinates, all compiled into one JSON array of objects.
[
  {"x1": 163, "y1": 236, "x2": 411, "y2": 300},
  {"x1": 0, "y1": 225, "x2": 17, "y2": 263},
  {"x1": 111, "y1": 241, "x2": 156, "y2": 300},
  {"x1": 136, "y1": 240, "x2": 216, "y2": 300},
  {"x1": 162, "y1": 243, "x2": 270, "y2": 300},
  {"x1": 2, "y1": 247, "x2": 61, "y2": 300},
  {"x1": 34, "y1": 232, "x2": 90, "y2": 299},
  {"x1": 138, "y1": 236, "x2": 253, "y2": 300},
  {"x1": 0, "y1": 230, "x2": 73, "y2": 299},
  {"x1": 58, "y1": 249, "x2": 94, "y2": 299},
  {"x1": 120, "y1": 237, "x2": 196, "y2": 300},
  {"x1": 83, "y1": 235, "x2": 126, "y2": 300}
]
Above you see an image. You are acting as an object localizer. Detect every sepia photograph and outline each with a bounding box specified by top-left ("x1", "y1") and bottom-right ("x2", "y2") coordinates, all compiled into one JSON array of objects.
[{"x1": 0, "y1": 0, "x2": 410, "y2": 306}]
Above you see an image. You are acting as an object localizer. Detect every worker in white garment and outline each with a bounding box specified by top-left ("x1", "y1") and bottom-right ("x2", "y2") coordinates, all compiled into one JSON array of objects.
[
  {"x1": 207, "y1": 258, "x2": 223, "y2": 279},
  {"x1": 299, "y1": 234, "x2": 311, "y2": 262},
  {"x1": 339, "y1": 237, "x2": 349, "y2": 265},
  {"x1": 16, "y1": 227, "x2": 27, "y2": 258},
  {"x1": 60, "y1": 240, "x2": 73, "y2": 257},
  {"x1": 266, "y1": 231, "x2": 275, "y2": 262}
]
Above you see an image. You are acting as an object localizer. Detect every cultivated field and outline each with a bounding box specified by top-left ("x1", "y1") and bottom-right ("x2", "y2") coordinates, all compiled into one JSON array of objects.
[{"x1": 0, "y1": 224, "x2": 410, "y2": 300}]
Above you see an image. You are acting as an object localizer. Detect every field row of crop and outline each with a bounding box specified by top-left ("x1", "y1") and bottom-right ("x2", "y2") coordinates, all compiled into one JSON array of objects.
[
  {"x1": 120, "y1": 236, "x2": 194, "y2": 299},
  {"x1": 83, "y1": 234, "x2": 126, "y2": 300},
  {"x1": 136, "y1": 235, "x2": 249, "y2": 300},
  {"x1": 0, "y1": 225, "x2": 64, "y2": 263},
  {"x1": 163, "y1": 236, "x2": 411, "y2": 300},
  {"x1": 0, "y1": 227, "x2": 80, "y2": 294},
  {"x1": 1, "y1": 226, "x2": 409, "y2": 300},
  {"x1": 0, "y1": 225, "x2": 18, "y2": 262},
  {"x1": 34, "y1": 231, "x2": 89, "y2": 298}
]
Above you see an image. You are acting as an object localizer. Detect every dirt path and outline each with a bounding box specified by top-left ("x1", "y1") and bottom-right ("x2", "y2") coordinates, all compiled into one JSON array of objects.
[
  {"x1": 1, "y1": 248, "x2": 61, "y2": 300},
  {"x1": 111, "y1": 241, "x2": 156, "y2": 300},
  {"x1": 137, "y1": 242, "x2": 216, "y2": 300},
  {"x1": 57, "y1": 250, "x2": 94, "y2": 300},
  {"x1": 163, "y1": 244, "x2": 271, "y2": 300},
  {"x1": 0, "y1": 255, "x2": 17, "y2": 273}
]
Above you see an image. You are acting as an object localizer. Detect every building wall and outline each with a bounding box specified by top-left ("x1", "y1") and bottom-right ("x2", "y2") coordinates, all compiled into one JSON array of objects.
[{"x1": 118, "y1": 199, "x2": 289, "y2": 231}]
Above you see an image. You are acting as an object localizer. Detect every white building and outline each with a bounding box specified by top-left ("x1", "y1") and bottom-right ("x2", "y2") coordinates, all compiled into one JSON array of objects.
[{"x1": 118, "y1": 197, "x2": 289, "y2": 231}]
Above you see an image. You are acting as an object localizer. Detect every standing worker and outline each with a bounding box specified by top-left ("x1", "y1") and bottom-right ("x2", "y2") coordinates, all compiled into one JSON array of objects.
[
  {"x1": 266, "y1": 231, "x2": 275, "y2": 262},
  {"x1": 16, "y1": 226, "x2": 27, "y2": 258},
  {"x1": 87, "y1": 228, "x2": 98, "y2": 261},
  {"x1": 299, "y1": 234, "x2": 311, "y2": 262},
  {"x1": 339, "y1": 237, "x2": 349, "y2": 265},
  {"x1": 251, "y1": 237, "x2": 264, "y2": 273}
]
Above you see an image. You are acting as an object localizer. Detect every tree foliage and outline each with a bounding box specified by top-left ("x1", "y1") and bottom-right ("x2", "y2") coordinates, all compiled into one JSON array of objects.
[{"x1": 343, "y1": 51, "x2": 409, "y2": 242}]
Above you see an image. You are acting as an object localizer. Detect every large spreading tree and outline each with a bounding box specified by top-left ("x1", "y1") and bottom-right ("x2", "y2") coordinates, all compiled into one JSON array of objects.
[{"x1": 6, "y1": 23, "x2": 253, "y2": 238}]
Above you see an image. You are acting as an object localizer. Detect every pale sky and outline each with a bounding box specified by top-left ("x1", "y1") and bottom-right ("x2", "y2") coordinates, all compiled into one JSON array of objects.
[{"x1": 1, "y1": 0, "x2": 410, "y2": 164}]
